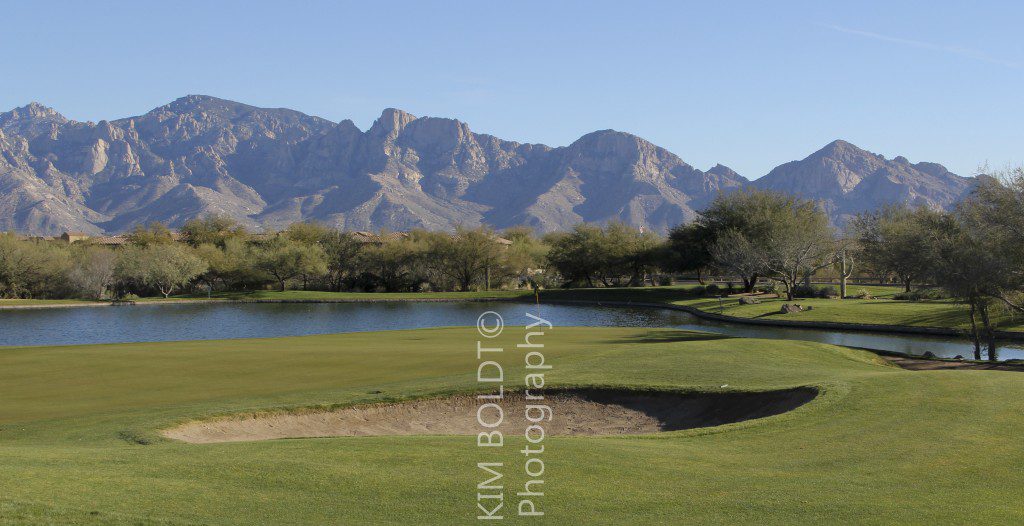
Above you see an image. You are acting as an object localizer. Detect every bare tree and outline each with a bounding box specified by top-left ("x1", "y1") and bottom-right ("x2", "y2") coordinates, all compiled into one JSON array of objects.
[{"x1": 756, "y1": 201, "x2": 836, "y2": 301}]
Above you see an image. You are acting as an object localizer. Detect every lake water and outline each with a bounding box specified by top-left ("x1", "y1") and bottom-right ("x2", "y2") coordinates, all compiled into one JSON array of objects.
[{"x1": 0, "y1": 301, "x2": 1020, "y2": 360}]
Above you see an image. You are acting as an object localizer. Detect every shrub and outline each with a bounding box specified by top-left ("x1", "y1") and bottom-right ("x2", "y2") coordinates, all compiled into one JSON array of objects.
[
  {"x1": 816, "y1": 285, "x2": 838, "y2": 298},
  {"x1": 656, "y1": 275, "x2": 673, "y2": 286},
  {"x1": 689, "y1": 284, "x2": 706, "y2": 296},
  {"x1": 705, "y1": 284, "x2": 721, "y2": 296},
  {"x1": 917, "y1": 288, "x2": 948, "y2": 300},
  {"x1": 791, "y1": 284, "x2": 816, "y2": 298},
  {"x1": 854, "y1": 289, "x2": 873, "y2": 299},
  {"x1": 894, "y1": 289, "x2": 946, "y2": 301}
]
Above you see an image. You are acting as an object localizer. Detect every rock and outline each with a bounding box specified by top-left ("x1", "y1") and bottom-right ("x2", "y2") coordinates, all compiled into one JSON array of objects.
[
  {"x1": 738, "y1": 296, "x2": 761, "y2": 305},
  {"x1": 780, "y1": 304, "x2": 803, "y2": 314},
  {"x1": 953, "y1": 355, "x2": 964, "y2": 360},
  {"x1": 922, "y1": 351, "x2": 937, "y2": 359}
]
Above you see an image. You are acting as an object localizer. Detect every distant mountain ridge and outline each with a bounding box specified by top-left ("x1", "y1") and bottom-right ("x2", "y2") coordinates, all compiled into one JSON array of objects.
[
  {"x1": 0, "y1": 95, "x2": 975, "y2": 235},
  {"x1": 752, "y1": 139, "x2": 975, "y2": 225}
]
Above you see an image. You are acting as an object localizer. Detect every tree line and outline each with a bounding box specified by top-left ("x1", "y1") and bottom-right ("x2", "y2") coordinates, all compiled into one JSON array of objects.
[
  {"x1": 2, "y1": 169, "x2": 1023, "y2": 358},
  {"x1": 666, "y1": 167, "x2": 1024, "y2": 360}
]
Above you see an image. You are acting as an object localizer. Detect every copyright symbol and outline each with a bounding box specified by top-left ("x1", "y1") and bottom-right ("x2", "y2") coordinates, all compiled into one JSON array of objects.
[{"x1": 476, "y1": 311, "x2": 504, "y2": 338}]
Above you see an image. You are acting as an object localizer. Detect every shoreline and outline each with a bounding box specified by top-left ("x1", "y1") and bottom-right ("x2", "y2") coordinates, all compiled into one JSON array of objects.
[
  {"x1": 3, "y1": 293, "x2": 1023, "y2": 348},
  {"x1": 533, "y1": 298, "x2": 1024, "y2": 343}
]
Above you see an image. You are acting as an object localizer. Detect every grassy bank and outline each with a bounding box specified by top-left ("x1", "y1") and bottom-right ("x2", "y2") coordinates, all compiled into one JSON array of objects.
[{"x1": 2, "y1": 327, "x2": 1024, "y2": 523}]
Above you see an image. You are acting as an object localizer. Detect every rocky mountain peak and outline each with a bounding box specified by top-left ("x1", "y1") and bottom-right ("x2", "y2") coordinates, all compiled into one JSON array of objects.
[
  {"x1": 160, "y1": 94, "x2": 255, "y2": 115},
  {"x1": 706, "y1": 163, "x2": 744, "y2": 181},
  {"x1": 0, "y1": 102, "x2": 70, "y2": 137},
  {"x1": 810, "y1": 139, "x2": 878, "y2": 162},
  {"x1": 369, "y1": 108, "x2": 417, "y2": 137},
  {"x1": 754, "y1": 139, "x2": 974, "y2": 224}
]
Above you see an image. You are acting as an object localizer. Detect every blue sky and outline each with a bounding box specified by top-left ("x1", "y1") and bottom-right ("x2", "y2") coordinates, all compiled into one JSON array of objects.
[{"x1": 1, "y1": 0, "x2": 1021, "y2": 178}]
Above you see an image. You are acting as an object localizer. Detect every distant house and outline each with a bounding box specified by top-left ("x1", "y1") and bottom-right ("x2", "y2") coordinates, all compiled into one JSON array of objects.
[
  {"x1": 93, "y1": 235, "x2": 129, "y2": 246},
  {"x1": 350, "y1": 231, "x2": 380, "y2": 244},
  {"x1": 59, "y1": 232, "x2": 91, "y2": 243},
  {"x1": 349, "y1": 231, "x2": 511, "y2": 247},
  {"x1": 349, "y1": 231, "x2": 411, "y2": 245}
]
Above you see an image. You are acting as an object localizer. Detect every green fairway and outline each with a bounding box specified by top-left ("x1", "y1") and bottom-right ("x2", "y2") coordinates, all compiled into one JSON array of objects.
[{"x1": 2, "y1": 327, "x2": 1023, "y2": 524}]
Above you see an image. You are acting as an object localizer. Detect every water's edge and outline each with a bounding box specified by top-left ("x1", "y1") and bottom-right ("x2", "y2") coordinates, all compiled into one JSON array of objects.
[{"x1": 3, "y1": 295, "x2": 1020, "y2": 345}]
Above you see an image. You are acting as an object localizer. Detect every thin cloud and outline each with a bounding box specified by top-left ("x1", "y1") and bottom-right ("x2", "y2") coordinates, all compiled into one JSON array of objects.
[{"x1": 825, "y1": 24, "x2": 1021, "y2": 69}]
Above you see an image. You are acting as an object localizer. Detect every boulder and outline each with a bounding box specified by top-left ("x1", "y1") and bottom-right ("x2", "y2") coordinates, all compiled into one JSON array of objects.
[
  {"x1": 780, "y1": 304, "x2": 803, "y2": 314},
  {"x1": 738, "y1": 296, "x2": 761, "y2": 305},
  {"x1": 953, "y1": 355, "x2": 964, "y2": 360},
  {"x1": 922, "y1": 351, "x2": 937, "y2": 359}
]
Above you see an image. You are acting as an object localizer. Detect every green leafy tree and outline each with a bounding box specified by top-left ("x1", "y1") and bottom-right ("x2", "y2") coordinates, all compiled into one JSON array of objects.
[
  {"x1": 852, "y1": 205, "x2": 943, "y2": 292},
  {"x1": 424, "y1": 227, "x2": 506, "y2": 291},
  {"x1": 544, "y1": 224, "x2": 605, "y2": 287},
  {"x1": 688, "y1": 189, "x2": 804, "y2": 292},
  {"x1": 0, "y1": 234, "x2": 67, "y2": 298},
  {"x1": 116, "y1": 244, "x2": 207, "y2": 298},
  {"x1": 254, "y1": 237, "x2": 328, "y2": 292},
  {"x1": 126, "y1": 222, "x2": 176, "y2": 247},
  {"x1": 181, "y1": 214, "x2": 249, "y2": 248},
  {"x1": 357, "y1": 234, "x2": 422, "y2": 292},
  {"x1": 666, "y1": 223, "x2": 713, "y2": 284}
]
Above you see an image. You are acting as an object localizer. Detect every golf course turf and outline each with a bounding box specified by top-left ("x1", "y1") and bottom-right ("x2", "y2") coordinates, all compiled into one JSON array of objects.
[{"x1": 2, "y1": 326, "x2": 1024, "y2": 524}]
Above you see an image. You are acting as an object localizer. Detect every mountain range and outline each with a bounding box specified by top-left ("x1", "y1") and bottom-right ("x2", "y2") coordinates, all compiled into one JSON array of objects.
[{"x1": 0, "y1": 95, "x2": 977, "y2": 235}]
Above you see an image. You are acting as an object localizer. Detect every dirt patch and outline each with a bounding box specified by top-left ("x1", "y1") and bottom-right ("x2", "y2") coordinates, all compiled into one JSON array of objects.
[{"x1": 163, "y1": 387, "x2": 818, "y2": 444}]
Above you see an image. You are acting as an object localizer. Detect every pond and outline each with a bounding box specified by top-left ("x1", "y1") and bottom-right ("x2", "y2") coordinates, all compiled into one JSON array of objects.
[{"x1": 0, "y1": 301, "x2": 1019, "y2": 360}]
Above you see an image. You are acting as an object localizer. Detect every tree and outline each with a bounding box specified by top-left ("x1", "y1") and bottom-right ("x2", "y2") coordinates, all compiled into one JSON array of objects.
[
  {"x1": 957, "y1": 169, "x2": 1024, "y2": 314},
  {"x1": 254, "y1": 237, "x2": 328, "y2": 292},
  {"x1": 181, "y1": 214, "x2": 248, "y2": 247},
  {"x1": 924, "y1": 168, "x2": 1024, "y2": 360},
  {"x1": 688, "y1": 189, "x2": 801, "y2": 293},
  {"x1": 755, "y1": 198, "x2": 835, "y2": 300},
  {"x1": 67, "y1": 245, "x2": 117, "y2": 299},
  {"x1": 599, "y1": 223, "x2": 663, "y2": 287},
  {"x1": 545, "y1": 225, "x2": 604, "y2": 287},
  {"x1": 423, "y1": 227, "x2": 507, "y2": 291},
  {"x1": 709, "y1": 230, "x2": 763, "y2": 292},
  {"x1": 285, "y1": 222, "x2": 363, "y2": 291},
  {"x1": 851, "y1": 205, "x2": 942, "y2": 292},
  {"x1": 667, "y1": 223, "x2": 713, "y2": 284},
  {"x1": 0, "y1": 234, "x2": 65, "y2": 298},
  {"x1": 700, "y1": 190, "x2": 833, "y2": 298},
  {"x1": 126, "y1": 222, "x2": 176, "y2": 247},
  {"x1": 357, "y1": 234, "x2": 422, "y2": 292},
  {"x1": 501, "y1": 226, "x2": 548, "y2": 284},
  {"x1": 116, "y1": 244, "x2": 207, "y2": 298},
  {"x1": 923, "y1": 211, "x2": 1000, "y2": 360}
]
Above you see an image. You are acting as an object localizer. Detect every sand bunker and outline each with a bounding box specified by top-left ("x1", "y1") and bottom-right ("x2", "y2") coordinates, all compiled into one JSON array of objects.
[{"x1": 163, "y1": 387, "x2": 817, "y2": 444}]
